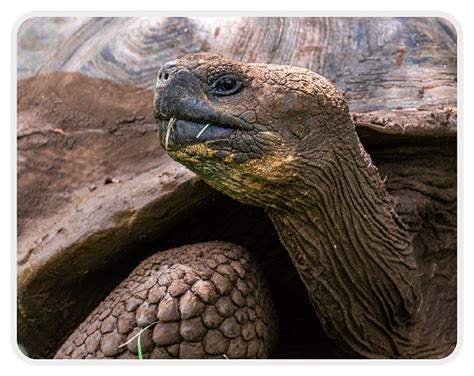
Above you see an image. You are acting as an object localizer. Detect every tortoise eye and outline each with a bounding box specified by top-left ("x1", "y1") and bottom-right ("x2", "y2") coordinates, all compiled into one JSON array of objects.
[{"x1": 212, "y1": 75, "x2": 242, "y2": 95}]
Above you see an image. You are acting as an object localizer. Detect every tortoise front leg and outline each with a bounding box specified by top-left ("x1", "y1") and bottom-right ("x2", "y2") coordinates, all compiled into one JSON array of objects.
[{"x1": 54, "y1": 241, "x2": 278, "y2": 359}]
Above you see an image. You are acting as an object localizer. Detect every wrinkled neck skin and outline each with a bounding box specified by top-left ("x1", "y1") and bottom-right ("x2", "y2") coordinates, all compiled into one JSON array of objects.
[{"x1": 267, "y1": 126, "x2": 422, "y2": 358}]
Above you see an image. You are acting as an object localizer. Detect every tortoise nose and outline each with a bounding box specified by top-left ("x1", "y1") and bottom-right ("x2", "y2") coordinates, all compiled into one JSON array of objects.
[{"x1": 157, "y1": 61, "x2": 179, "y2": 87}]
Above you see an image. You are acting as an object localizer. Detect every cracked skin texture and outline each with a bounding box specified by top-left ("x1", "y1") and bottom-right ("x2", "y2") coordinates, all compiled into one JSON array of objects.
[
  {"x1": 55, "y1": 241, "x2": 277, "y2": 359},
  {"x1": 153, "y1": 53, "x2": 456, "y2": 358}
]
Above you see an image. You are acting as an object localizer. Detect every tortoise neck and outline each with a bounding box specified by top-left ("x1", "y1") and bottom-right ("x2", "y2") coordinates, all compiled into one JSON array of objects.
[{"x1": 267, "y1": 135, "x2": 420, "y2": 357}]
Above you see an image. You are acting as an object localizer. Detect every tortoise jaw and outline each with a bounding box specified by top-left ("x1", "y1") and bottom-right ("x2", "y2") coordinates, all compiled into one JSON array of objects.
[{"x1": 158, "y1": 117, "x2": 234, "y2": 151}]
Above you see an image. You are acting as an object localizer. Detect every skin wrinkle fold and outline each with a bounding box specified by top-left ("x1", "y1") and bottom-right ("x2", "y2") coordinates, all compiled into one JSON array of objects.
[
  {"x1": 154, "y1": 53, "x2": 456, "y2": 359},
  {"x1": 302, "y1": 155, "x2": 413, "y2": 290},
  {"x1": 273, "y1": 192, "x2": 413, "y2": 358},
  {"x1": 331, "y1": 153, "x2": 411, "y2": 257},
  {"x1": 317, "y1": 279, "x2": 375, "y2": 356},
  {"x1": 294, "y1": 154, "x2": 416, "y2": 347},
  {"x1": 335, "y1": 169, "x2": 412, "y2": 277}
]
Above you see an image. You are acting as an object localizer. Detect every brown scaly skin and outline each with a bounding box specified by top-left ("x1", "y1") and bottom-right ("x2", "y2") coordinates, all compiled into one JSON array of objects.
[
  {"x1": 55, "y1": 242, "x2": 277, "y2": 359},
  {"x1": 154, "y1": 53, "x2": 456, "y2": 358}
]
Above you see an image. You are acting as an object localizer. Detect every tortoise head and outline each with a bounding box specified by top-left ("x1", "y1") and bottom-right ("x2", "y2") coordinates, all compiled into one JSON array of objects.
[{"x1": 154, "y1": 53, "x2": 354, "y2": 209}]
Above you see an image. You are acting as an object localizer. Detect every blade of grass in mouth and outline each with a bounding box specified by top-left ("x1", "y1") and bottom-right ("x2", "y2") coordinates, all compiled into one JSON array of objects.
[{"x1": 196, "y1": 123, "x2": 211, "y2": 139}]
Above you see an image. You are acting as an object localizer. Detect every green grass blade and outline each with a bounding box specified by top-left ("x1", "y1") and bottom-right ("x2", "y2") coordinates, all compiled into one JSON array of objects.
[
  {"x1": 137, "y1": 332, "x2": 143, "y2": 360},
  {"x1": 18, "y1": 343, "x2": 29, "y2": 357}
]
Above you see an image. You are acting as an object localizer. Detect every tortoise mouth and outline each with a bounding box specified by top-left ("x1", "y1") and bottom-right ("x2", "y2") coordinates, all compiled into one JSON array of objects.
[{"x1": 158, "y1": 117, "x2": 234, "y2": 150}]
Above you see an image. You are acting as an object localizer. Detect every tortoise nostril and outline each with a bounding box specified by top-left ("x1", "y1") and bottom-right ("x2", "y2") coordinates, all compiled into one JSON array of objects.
[{"x1": 156, "y1": 62, "x2": 179, "y2": 86}]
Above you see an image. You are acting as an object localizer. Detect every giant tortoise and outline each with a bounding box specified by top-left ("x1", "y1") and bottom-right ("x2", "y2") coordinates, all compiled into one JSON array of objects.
[{"x1": 17, "y1": 16, "x2": 457, "y2": 359}]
